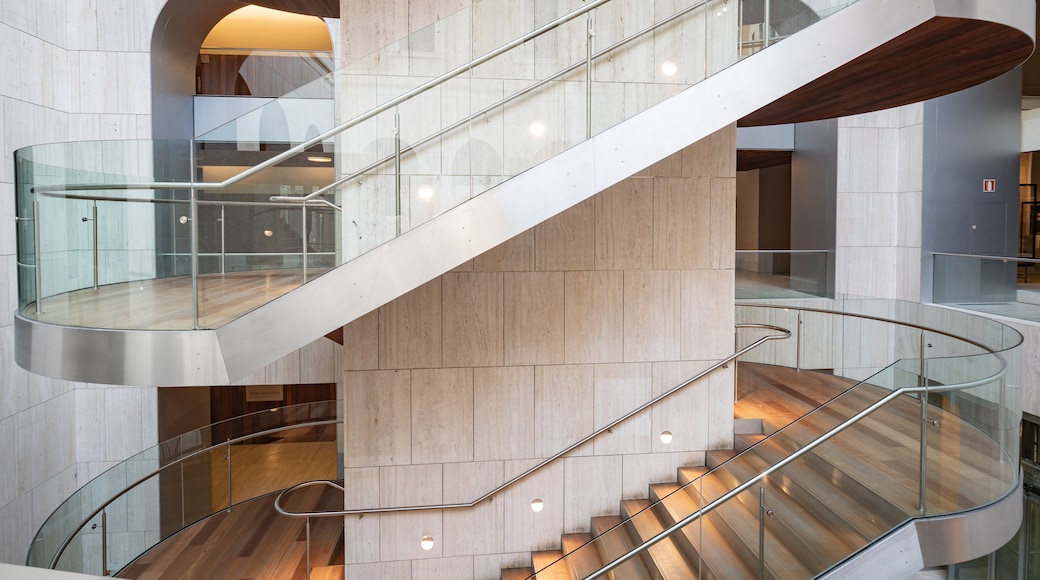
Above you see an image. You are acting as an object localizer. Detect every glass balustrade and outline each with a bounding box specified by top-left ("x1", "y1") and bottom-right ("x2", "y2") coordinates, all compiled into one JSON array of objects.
[
  {"x1": 736, "y1": 250, "x2": 831, "y2": 299},
  {"x1": 16, "y1": 0, "x2": 859, "y2": 332},
  {"x1": 26, "y1": 401, "x2": 339, "y2": 575},
  {"x1": 535, "y1": 299, "x2": 1020, "y2": 578}
]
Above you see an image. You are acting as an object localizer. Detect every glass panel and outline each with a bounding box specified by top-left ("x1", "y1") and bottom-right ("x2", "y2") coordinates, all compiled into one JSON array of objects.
[{"x1": 735, "y1": 250, "x2": 830, "y2": 299}]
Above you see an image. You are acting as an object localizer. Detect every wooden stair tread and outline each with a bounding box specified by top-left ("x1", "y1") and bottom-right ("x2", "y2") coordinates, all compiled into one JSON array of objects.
[
  {"x1": 650, "y1": 483, "x2": 756, "y2": 580},
  {"x1": 502, "y1": 567, "x2": 535, "y2": 580},
  {"x1": 532, "y1": 550, "x2": 573, "y2": 580},
  {"x1": 589, "y1": 516, "x2": 654, "y2": 580},
  {"x1": 561, "y1": 533, "x2": 603, "y2": 579},
  {"x1": 621, "y1": 499, "x2": 698, "y2": 579},
  {"x1": 308, "y1": 565, "x2": 345, "y2": 580}
]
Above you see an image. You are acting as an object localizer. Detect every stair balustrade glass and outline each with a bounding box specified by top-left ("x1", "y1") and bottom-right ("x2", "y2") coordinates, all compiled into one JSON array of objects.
[
  {"x1": 25, "y1": 400, "x2": 339, "y2": 576},
  {"x1": 735, "y1": 249, "x2": 831, "y2": 299},
  {"x1": 534, "y1": 299, "x2": 1021, "y2": 579},
  {"x1": 15, "y1": 0, "x2": 858, "y2": 331}
]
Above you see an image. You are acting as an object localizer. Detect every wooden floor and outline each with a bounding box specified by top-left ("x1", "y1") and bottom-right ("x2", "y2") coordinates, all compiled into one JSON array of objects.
[
  {"x1": 28, "y1": 269, "x2": 326, "y2": 330},
  {"x1": 119, "y1": 484, "x2": 345, "y2": 580}
]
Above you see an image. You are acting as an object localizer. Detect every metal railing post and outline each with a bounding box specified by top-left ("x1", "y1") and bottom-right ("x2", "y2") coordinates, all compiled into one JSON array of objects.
[
  {"x1": 764, "y1": 0, "x2": 772, "y2": 47},
  {"x1": 91, "y1": 201, "x2": 99, "y2": 289},
  {"x1": 394, "y1": 110, "x2": 402, "y2": 237},
  {"x1": 101, "y1": 510, "x2": 109, "y2": 576},
  {"x1": 189, "y1": 143, "x2": 200, "y2": 330},
  {"x1": 919, "y1": 358, "x2": 929, "y2": 514},
  {"x1": 220, "y1": 204, "x2": 226, "y2": 275},
  {"x1": 33, "y1": 199, "x2": 43, "y2": 315},
  {"x1": 586, "y1": 12, "x2": 594, "y2": 139},
  {"x1": 795, "y1": 311, "x2": 803, "y2": 371},
  {"x1": 758, "y1": 486, "x2": 766, "y2": 580},
  {"x1": 302, "y1": 204, "x2": 309, "y2": 283},
  {"x1": 305, "y1": 517, "x2": 312, "y2": 580},
  {"x1": 226, "y1": 444, "x2": 233, "y2": 512}
]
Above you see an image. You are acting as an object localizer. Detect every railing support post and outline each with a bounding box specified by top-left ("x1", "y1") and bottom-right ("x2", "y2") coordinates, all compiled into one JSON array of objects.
[
  {"x1": 795, "y1": 311, "x2": 802, "y2": 371},
  {"x1": 394, "y1": 110, "x2": 402, "y2": 237},
  {"x1": 101, "y1": 510, "x2": 109, "y2": 577},
  {"x1": 758, "y1": 486, "x2": 766, "y2": 580},
  {"x1": 91, "y1": 201, "x2": 99, "y2": 290},
  {"x1": 226, "y1": 444, "x2": 233, "y2": 512},
  {"x1": 33, "y1": 199, "x2": 43, "y2": 315},
  {"x1": 302, "y1": 203, "x2": 309, "y2": 284},
  {"x1": 764, "y1": 0, "x2": 772, "y2": 47},
  {"x1": 220, "y1": 204, "x2": 226, "y2": 275},
  {"x1": 305, "y1": 517, "x2": 312, "y2": 580},
  {"x1": 919, "y1": 358, "x2": 929, "y2": 514},
  {"x1": 189, "y1": 142, "x2": 200, "y2": 330},
  {"x1": 586, "y1": 12, "x2": 594, "y2": 139}
]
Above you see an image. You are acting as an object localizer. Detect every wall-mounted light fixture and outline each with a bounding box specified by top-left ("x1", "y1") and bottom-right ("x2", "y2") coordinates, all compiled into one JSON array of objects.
[
  {"x1": 307, "y1": 155, "x2": 332, "y2": 163},
  {"x1": 661, "y1": 61, "x2": 678, "y2": 77},
  {"x1": 263, "y1": 230, "x2": 274, "y2": 237},
  {"x1": 660, "y1": 431, "x2": 674, "y2": 445},
  {"x1": 420, "y1": 535, "x2": 435, "y2": 551},
  {"x1": 417, "y1": 185, "x2": 435, "y2": 200},
  {"x1": 529, "y1": 121, "x2": 547, "y2": 137},
  {"x1": 530, "y1": 498, "x2": 544, "y2": 513}
]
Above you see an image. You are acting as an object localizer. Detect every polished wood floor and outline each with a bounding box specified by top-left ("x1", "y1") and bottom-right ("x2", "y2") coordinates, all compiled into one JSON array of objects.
[{"x1": 28, "y1": 270, "x2": 326, "y2": 330}]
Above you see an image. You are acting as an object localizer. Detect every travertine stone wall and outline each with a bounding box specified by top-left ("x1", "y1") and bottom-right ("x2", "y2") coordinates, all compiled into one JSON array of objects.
[
  {"x1": 835, "y1": 105, "x2": 924, "y2": 302},
  {"x1": 0, "y1": 0, "x2": 166, "y2": 565},
  {"x1": 339, "y1": 128, "x2": 736, "y2": 579}
]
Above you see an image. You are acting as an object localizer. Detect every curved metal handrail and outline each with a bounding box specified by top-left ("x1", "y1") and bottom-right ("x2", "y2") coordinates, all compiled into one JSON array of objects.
[
  {"x1": 44, "y1": 407, "x2": 339, "y2": 570},
  {"x1": 273, "y1": 323, "x2": 792, "y2": 518},
  {"x1": 588, "y1": 304, "x2": 1017, "y2": 578}
]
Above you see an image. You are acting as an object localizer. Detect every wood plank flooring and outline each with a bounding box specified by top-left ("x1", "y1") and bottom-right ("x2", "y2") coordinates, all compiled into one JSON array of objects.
[{"x1": 27, "y1": 269, "x2": 327, "y2": 330}]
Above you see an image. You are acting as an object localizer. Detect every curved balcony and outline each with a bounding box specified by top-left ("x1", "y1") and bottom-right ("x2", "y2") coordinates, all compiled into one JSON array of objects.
[{"x1": 14, "y1": 0, "x2": 1034, "y2": 386}]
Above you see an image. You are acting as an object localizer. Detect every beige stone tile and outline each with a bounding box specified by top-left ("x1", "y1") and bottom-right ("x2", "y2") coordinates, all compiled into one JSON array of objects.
[
  {"x1": 411, "y1": 368, "x2": 474, "y2": 464},
  {"x1": 473, "y1": 229, "x2": 535, "y2": 272},
  {"x1": 411, "y1": 556, "x2": 475, "y2": 580},
  {"x1": 343, "y1": 370, "x2": 412, "y2": 467},
  {"x1": 442, "y1": 272, "x2": 504, "y2": 367},
  {"x1": 681, "y1": 269, "x2": 735, "y2": 360},
  {"x1": 344, "y1": 310, "x2": 380, "y2": 371},
  {"x1": 535, "y1": 198, "x2": 595, "y2": 271},
  {"x1": 442, "y1": 461, "x2": 504, "y2": 556},
  {"x1": 651, "y1": 361, "x2": 713, "y2": 453},
  {"x1": 534, "y1": 365, "x2": 595, "y2": 457},
  {"x1": 501, "y1": 458, "x2": 564, "y2": 553},
  {"x1": 593, "y1": 363, "x2": 653, "y2": 455},
  {"x1": 563, "y1": 455, "x2": 622, "y2": 532},
  {"x1": 473, "y1": 366, "x2": 535, "y2": 461},
  {"x1": 379, "y1": 279, "x2": 443, "y2": 369},
  {"x1": 595, "y1": 177, "x2": 654, "y2": 270},
  {"x1": 682, "y1": 125, "x2": 736, "y2": 178},
  {"x1": 503, "y1": 271, "x2": 565, "y2": 366},
  {"x1": 709, "y1": 176, "x2": 736, "y2": 269},
  {"x1": 654, "y1": 176, "x2": 711, "y2": 270},
  {"x1": 623, "y1": 270, "x2": 681, "y2": 362},
  {"x1": 564, "y1": 270, "x2": 623, "y2": 364}
]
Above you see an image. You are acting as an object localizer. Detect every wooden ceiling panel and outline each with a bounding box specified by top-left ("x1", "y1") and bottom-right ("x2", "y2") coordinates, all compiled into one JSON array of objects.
[
  {"x1": 740, "y1": 17, "x2": 1033, "y2": 126},
  {"x1": 245, "y1": 0, "x2": 339, "y2": 18}
]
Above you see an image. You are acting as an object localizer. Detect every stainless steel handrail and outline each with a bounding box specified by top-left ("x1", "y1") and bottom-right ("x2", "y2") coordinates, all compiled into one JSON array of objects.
[
  {"x1": 31, "y1": 0, "x2": 615, "y2": 196},
  {"x1": 47, "y1": 414, "x2": 339, "y2": 570},
  {"x1": 273, "y1": 323, "x2": 791, "y2": 518},
  {"x1": 270, "y1": 0, "x2": 712, "y2": 206},
  {"x1": 587, "y1": 306, "x2": 1016, "y2": 579},
  {"x1": 933, "y1": 251, "x2": 1040, "y2": 266}
]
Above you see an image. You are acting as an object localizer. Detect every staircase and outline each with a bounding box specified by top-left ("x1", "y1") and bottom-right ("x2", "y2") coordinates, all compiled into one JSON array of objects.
[
  {"x1": 13, "y1": 0, "x2": 1034, "y2": 386},
  {"x1": 504, "y1": 363, "x2": 1016, "y2": 579}
]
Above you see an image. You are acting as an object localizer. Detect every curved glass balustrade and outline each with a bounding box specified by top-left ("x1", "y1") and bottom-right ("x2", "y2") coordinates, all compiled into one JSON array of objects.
[
  {"x1": 533, "y1": 297, "x2": 1022, "y2": 578},
  {"x1": 15, "y1": 0, "x2": 859, "y2": 331},
  {"x1": 25, "y1": 400, "x2": 339, "y2": 576}
]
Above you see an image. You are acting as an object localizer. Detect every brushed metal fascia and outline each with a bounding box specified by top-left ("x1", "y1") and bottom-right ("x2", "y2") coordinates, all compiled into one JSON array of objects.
[
  {"x1": 916, "y1": 481, "x2": 1023, "y2": 567},
  {"x1": 15, "y1": 314, "x2": 230, "y2": 386}
]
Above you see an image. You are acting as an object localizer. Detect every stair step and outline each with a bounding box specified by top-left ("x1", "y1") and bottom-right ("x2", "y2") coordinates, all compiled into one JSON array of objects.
[
  {"x1": 703, "y1": 449, "x2": 861, "y2": 573},
  {"x1": 532, "y1": 550, "x2": 572, "y2": 580},
  {"x1": 735, "y1": 433, "x2": 766, "y2": 452},
  {"x1": 502, "y1": 567, "x2": 535, "y2": 580},
  {"x1": 561, "y1": 533, "x2": 603, "y2": 579},
  {"x1": 589, "y1": 516, "x2": 654, "y2": 580},
  {"x1": 678, "y1": 466, "x2": 709, "y2": 486},
  {"x1": 705, "y1": 449, "x2": 737, "y2": 469},
  {"x1": 621, "y1": 499, "x2": 698, "y2": 579},
  {"x1": 695, "y1": 470, "x2": 814, "y2": 579},
  {"x1": 650, "y1": 483, "x2": 755, "y2": 580},
  {"x1": 308, "y1": 565, "x2": 345, "y2": 580}
]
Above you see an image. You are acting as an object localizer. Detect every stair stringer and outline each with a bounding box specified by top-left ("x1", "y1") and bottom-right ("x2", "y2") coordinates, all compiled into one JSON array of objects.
[{"x1": 13, "y1": 0, "x2": 1034, "y2": 386}]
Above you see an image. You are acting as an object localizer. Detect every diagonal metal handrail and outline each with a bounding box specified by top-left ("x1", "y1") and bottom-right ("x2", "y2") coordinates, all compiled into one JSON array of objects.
[{"x1": 273, "y1": 323, "x2": 791, "y2": 518}]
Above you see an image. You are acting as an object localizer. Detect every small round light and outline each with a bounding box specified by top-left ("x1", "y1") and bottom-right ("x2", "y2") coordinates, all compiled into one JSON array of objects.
[
  {"x1": 661, "y1": 61, "x2": 678, "y2": 77},
  {"x1": 419, "y1": 535, "x2": 434, "y2": 551},
  {"x1": 263, "y1": 230, "x2": 274, "y2": 237},
  {"x1": 417, "y1": 186, "x2": 435, "y2": 200},
  {"x1": 660, "y1": 431, "x2": 674, "y2": 445},
  {"x1": 307, "y1": 155, "x2": 332, "y2": 163},
  {"x1": 178, "y1": 216, "x2": 189, "y2": 224},
  {"x1": 529, "y1": 121, "x2": 547, "y2": 137},
  {"x1": 530, "y1": 498, "x2": 544, "y2": 513}
]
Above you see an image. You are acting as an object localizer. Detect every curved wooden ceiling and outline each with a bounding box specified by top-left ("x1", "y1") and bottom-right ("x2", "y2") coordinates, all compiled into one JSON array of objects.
[
  {"x1": 740, "y1": 17, "x2": 1034, "y2": 126},
  {"x1": 244, "y1": 0, "x2": 339, "y2": 18}
]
